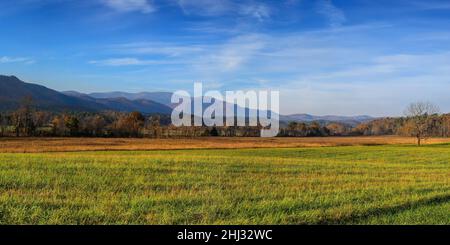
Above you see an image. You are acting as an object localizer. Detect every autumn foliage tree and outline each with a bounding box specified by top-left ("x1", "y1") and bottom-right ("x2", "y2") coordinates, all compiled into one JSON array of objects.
[
  {"x1": 113, "y1": 111, "x2": 145, "y2": 137},
  {"x1": 326, "y1": 123, "x2": 347, "y2": 136},
  {"x1": 85, "y1": 115, "x2": 106, "y2": 136},
  {"x1": 51, "y1": 115, "x2": 67, "y2": 136}
]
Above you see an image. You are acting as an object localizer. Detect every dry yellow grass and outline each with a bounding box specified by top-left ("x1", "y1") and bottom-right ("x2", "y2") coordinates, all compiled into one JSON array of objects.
[{"x1": 1, "y1": 136, "x2": 450, "y2": 153}]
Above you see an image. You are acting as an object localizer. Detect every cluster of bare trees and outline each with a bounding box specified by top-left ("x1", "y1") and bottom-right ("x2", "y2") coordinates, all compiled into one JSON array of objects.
[
  {"x1": 0, "y1": 107, "x2": 264, "y2": 138},
  {"x1": 0, "y1": 110, "x2": 164, "y2": 138},
  {"x1": 0, "y1": 98, "x2": 160, "y2": 137},
  {"x1": 279, "y1": 121, "x2": 336, "y2": 137},
  {"x1": 403, "y1": 102, "x2": 440, "y2": 146},
  {"x1": 351, "y1": 102, "x2": 444, "y2": 145},
  {"x1": 280, "y1": 102, "x2": 445, "y2": 146},
  {"x1": 0, "y1": 100, "x2": 446, "y2": 144},
  {"x1": 0, "y1": 99, "x2": 262, "y2": 138}
]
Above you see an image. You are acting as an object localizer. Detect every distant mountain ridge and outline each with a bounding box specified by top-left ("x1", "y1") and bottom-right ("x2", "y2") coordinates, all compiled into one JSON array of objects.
[
  {"x1": 88, "y1": 92, "x2": 174, "y2": 108},
  {"x1": 280, "y1": 114, "x2": 374, "y2": 126},
  {"x1": 62, "y1": 91, "x2": 172, "y2": 114},
  {"x1": 0, "y1": 75, "x2": 108, "y2": 112},
  {"x1": 87, "y1": 92, "x2": 374, "y2": 123},
  {"x1": 0, "y1": 75, "x2": 172, "y2": 114},
  {"x1": 0, "y1": 75, "x2": 374, "y2": 124}
]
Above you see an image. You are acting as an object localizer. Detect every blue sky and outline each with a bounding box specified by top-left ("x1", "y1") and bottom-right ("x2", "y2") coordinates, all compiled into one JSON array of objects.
[{"x1": 1, "y1": 0, "x2": 450, "y2": 116}]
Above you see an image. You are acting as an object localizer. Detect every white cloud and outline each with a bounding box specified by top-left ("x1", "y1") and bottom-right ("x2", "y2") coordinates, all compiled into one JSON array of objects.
[
  {"x1": 100, "y1": 0, "x2": 155, "y2": 14},
  {"x1": 89, "y1": 57, "x2": 161, "y2": 66},
  {"x1": 410, "y1": 0, "x2": 450, "y2": 10},
  {"x1": 177, "y1": 0, "x2": 232, "y2": 16},
  {"x1": 111, "y1": 42, "x2": 206, "y2": 56},
  {"x1": 177, "y1": 0, "x2": 271, "y2": 21},
  {"x1": 0, "y1": 56, "x2": 35, "y2": 64},
  {"x1": 316, "y1": 0, "x2": 346, "y2": 27},
  {"x1": 100, "y1": 26, "x2": 378, "y2": 75},
  {"x1": 89, "y1": 24, "x2": 450, "y2": 116},
  {"x1": 277, "y1": 51, "x2": 450, "y2": 116},
  {"x1": 239, "y1": 3, "x2": 271, "y2": 22},
  {"x1": 202, "y1": 34, "x2": 266, "y2": 71},
  {"x1": 98, "y1": 34, "x2": 266, "y2": 72}
]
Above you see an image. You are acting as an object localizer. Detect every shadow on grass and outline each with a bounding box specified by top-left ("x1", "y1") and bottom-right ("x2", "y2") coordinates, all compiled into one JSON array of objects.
[
  {"x1": 393, "y1": 142, "x2": 450, "y2": 148},
  {"x1": 422, "y1": 142, "x2": 450, "y2": 147},
  {"x1": 313, "y1": 194, "x2": 450, "y2": 225}
]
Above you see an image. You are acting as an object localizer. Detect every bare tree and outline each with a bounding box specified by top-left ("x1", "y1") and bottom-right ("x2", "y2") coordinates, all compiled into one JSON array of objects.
[
  {"x1": 51, "y1": 115, "x2": 67, "y2": 136},
  {"x1": 404, "y1": 102, "x2": 440, "y2": 146},
  {"x1": 148, "y1": 115, "x2": 161, "y2": 138},
  {"x1": 442, "y1": 114, "x2": 450, "y2": 137},
  {"x1": 90, "y1": 115, "x2": 106, "y2": 136},
  {"x1": 0, "y1": 112, "x2": 5, "y2": 137},
  {"x1": 12, "y1": 96, "x2": 36, "y2": 137}
]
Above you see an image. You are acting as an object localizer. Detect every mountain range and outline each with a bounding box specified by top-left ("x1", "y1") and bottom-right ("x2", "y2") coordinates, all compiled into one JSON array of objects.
[
  {"x1": 87, "y1": 91, "x2": 174, "y2": 108},
  {"x1": 0, "y1": 75, "x2": 374, "y2": 125},
  {"x1": 62, "y1": 90, "x2": 172, "y2": 114},
  {"x1": 280, "y1": 114, "x2": 374, "y2": 126},
  {"x1": 0, "y1": 75, "x2": 172, "y2": 114}
]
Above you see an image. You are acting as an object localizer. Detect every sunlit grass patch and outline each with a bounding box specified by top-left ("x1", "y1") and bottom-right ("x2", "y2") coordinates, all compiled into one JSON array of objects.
[{"x1": 0, "y1": 144, "x2": 449, "y2": 224}]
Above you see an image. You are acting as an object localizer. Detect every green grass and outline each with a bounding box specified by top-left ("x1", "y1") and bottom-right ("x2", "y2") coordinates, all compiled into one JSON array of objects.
[{"x1": 0, "y1": 144, "x2": 449, "y2": 224}]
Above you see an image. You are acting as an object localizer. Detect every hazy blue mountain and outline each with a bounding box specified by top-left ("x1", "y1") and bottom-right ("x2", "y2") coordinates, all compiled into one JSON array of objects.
[
  {"x1": 0, "y1": 75, "x2": 108, "y2": 112},
  {"x1": 62, "y1": 92, "x2": 172, "y2": 114},
  {"x1": 0, "y1": 75, "x2": 172, "y2": 114},
  {"x1": 280, "y1": 114, "x2": 374, "y2": 126},
  {"x1": 88, "y1": 92, "x2": 264, "y2": 118},
  {"x1": 1, "y1": 75, "x2": 375, "y2": 123},
  {"x1": 88, "y1": 92, "x2": 174, "y2": 108}
]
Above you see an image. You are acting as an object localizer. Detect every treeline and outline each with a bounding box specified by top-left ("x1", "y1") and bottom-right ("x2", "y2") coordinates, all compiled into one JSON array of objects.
[
  {"x1": 0, "y1": 109, "x2": 230, "y2": 138},
  {"x1": 279, "y1": 121, "x2": 351, "y2": 137},
  {"x1": 279, "y1": 115, "x2": 450, "y2": 137},
  {"x1": 352, "y1": 117, "x2": 446, "y2": 137},
  {"x1": 1, "y1": 99, "x2": 448, "y2": 140},
  {"x1": 0, "y1": 98, "x2": 263, "y2": 137}
]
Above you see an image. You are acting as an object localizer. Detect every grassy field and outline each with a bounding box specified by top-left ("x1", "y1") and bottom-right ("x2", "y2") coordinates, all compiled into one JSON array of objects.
[
  {"x1": 2, "y1": 136, "x2": 450, "y2": 153},
  {"x1": 0, "y1": 139, "x2": 449, "y2": 224}
]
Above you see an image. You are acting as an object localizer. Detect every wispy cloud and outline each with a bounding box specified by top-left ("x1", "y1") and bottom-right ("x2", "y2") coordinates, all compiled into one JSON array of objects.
[
  {"x1": 100, "y1": 0, "x2": 155, "y2": 14},
  {"x1": 89, "y1": 57, "x2": 159, "y2": 66},
  {"x1": 316, "y1": 0, "x2": 346, "y2": 27},
  {"x1": 0, "y1": 56, "x2": 34, "y2": 64},
  {"x1": 177, "y1": 0, "x2": 271, "y2": 21},
  {"x1": 94, "y1": 24, "x2": 389, "y2": 76},
  {"x1": 110, "y1": 42, "x2": 207, "y2": 56},
  {"x1": 238, "y1": 3, "x2": 271, "y2": 22},
  {"x1": 177, "y1": 0, "x2": 232, "y2": 16},
  {"x1": 197, "y1": 34, "x2": 266, "y2": 72},
  {"x1": 277, "y1": 50, "x2": 450, "y2": 116},
  {"x1": 102, "y1": 34, "x2": 267, "y2": 72},
  {"x1": 92, "y1": 21, "x2": 450, "y2": 115},
  {"x1": 409, "y1": 0, "x2": 450, "y2": 10}
]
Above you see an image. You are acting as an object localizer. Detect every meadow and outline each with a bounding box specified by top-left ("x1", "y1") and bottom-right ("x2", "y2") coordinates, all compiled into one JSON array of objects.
[
  {"x1": 0, "y1": 137, "x2": 449, "y2": 224},
  {"x1": 2, "y1": 136, "x2": 450, "y2": 153}
]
